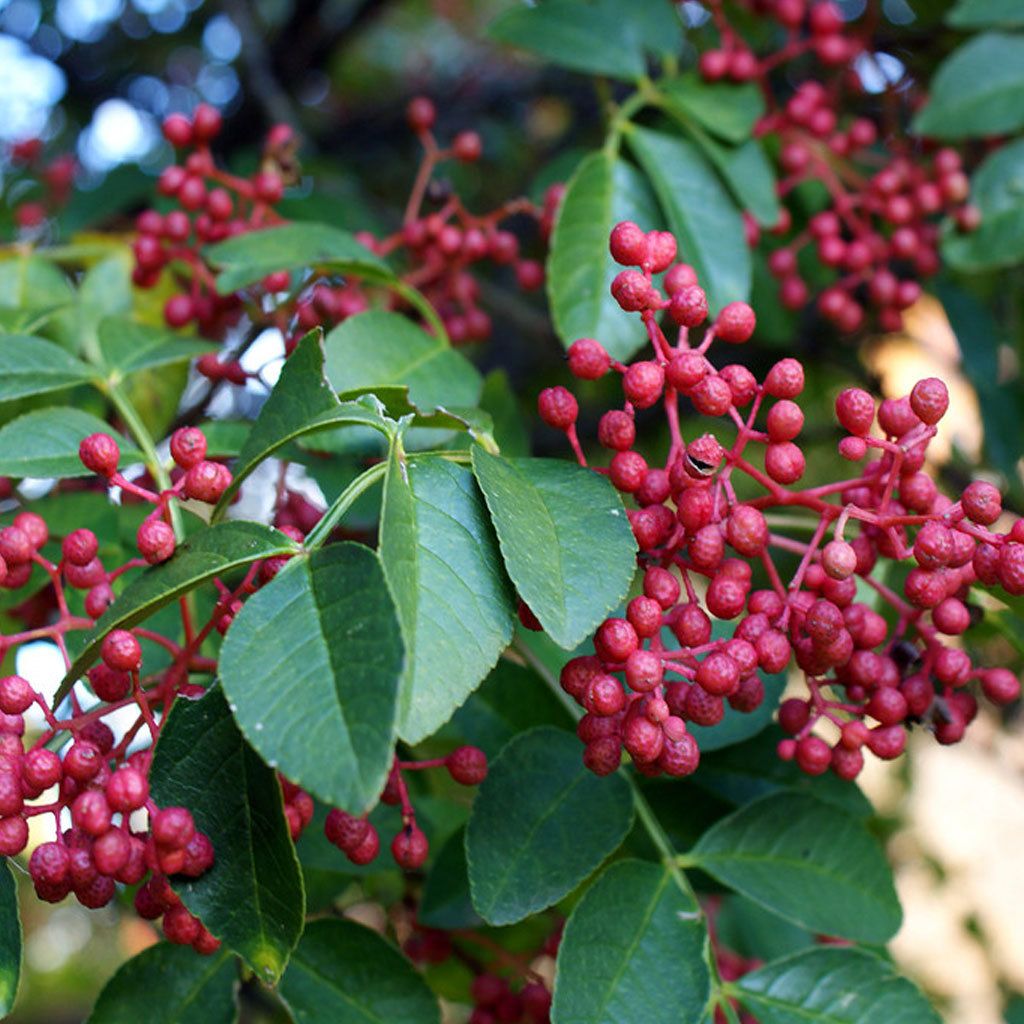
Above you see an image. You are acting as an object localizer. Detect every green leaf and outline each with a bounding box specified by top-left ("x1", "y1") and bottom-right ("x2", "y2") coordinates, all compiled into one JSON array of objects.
[
  {"x1": 0, "y1": 408, "x2": 141, "y2": 480},
  {"x1": 206, "y1": 222, "x2": 394, "y2": 295},
  {"x1": 627, "y1": 126, "x2": 751, "y2": 312},
  {"x1": 0, "y1": 334, "x2": 95, "y2": 402},
  {"x1": 325, "y1": 310, "x2": 482, "y2": 412},
  {"x1": 714, "y1": 893, "x2": 815, "y2": 963},
  {"x1": 0, "y1": 257, "x2": 74, "y2": 310},
  {"x1": 97, "y1": 317, "x2": 216, "y2": 377},
  {"x1": 58, "y1": 522, "x2": 300, "y2": 698},
  {"x1": 690, "y1": 792, "x2": 900, "y2": 943},
  {"x1": 85, "y1": 944, "x2": 237, "y2": 1024},
  {"x1": 547, "y1": 152, "x2": 661, "y2": 361},
  {"x1": 734, "y1": 947, "x2": 941, "y2": 1024},
  {"x1": 912, "y1": 33, "x2": 1024, "y2": 139},
  {"x1": 552, "y1": 859, "x2": 710, "y2": 1024},
  {"x1": 942, "y1": 138, "x2": 1024, "y2": 271},
  {"x1": 948, "y1": 0, "x2": 1024, "y2": 27},
  {"x1": 0, "y1": 861, "x2": 20, "y2": 1017},
  {"x1": 466, "y1": 726, "x2": 634, "y2": 925},
  {"x1": 471, "y1": 450, "x2": 637, "y2": 650},
  {"x1": 219, "y1": 543, "x2": 404, "y2": 814},
  {"x1": 214, "y1": 330, "x2": 392, "y2": 516},
  {"x1": 381, "y1": 447, "x2": 514, "y2": 744},
  {"x1": 698, "y1": 136, "x2": 781, "y2": 229},
  {"x1": 279, "y1": 918, "x2": 440, "y2": 1024},
  {"x1": 488, "y1": 0, "x2": 681, "y2": 81},
  {"x1": 419, "y1": 825, "x2": 482, "y2": 929},
  {"x1": 936, "y1": 282, "x2": 1024, "y2": 488},
  {"x1": 661, "y1": 74, "x2": 765, "y2": 144},
  {"x1": 479, "y1": 370, "x2": 530, "y2": 457},
  {"x1": 693, "y1": 728, "x2": 873, "y2": 820},
  {"x1": 150, "y1": 686, "x2": 304, "y2": 985}
]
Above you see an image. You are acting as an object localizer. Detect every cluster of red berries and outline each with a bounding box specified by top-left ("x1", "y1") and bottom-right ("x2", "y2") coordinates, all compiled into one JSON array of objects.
[
  {"x1": 324, "y1": 746, "x2": 488, "y2": 871},
  {"x1": 763, "y1": 87, "x2": 975, "y2": 332},
  {"x1": 697, "y1": 0, "x2": 857, "y2": 82},
  {"x1": 691, "y1": 0, "x2": 976, "y2": 332},
  {"x1": 132, "y1": 98, "x2": 554, "y2": 362},
  {"x1": 0, "y1": 682, "x2": 219, "y2": 950},
  {"x1": 282, "y1": 97, "x2": 557, "y2": 349},
  {"x1": 0, "y1": 425, "x2": 253, "y2": 950},
  {"x1": 538, "y1": 221, "x2": 1020, "y2": 781},
  {"x1": 403, "y1": 916, "x2": 558, "y2": 1024},
  {"x1": 5, "y1": 137, "x2": 76, "y2": 233},
  {"x1": 132, "y1": 103, "x2": 293, "y2": 338}
]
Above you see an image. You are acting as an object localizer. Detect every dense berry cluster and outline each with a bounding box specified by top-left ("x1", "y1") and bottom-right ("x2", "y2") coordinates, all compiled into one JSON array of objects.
[
  {"x1": 131, "y1": 103, "x2": 291, "y2": 341},
  {"x1": 0, "y1": 418, "x2": 491, "y2": 946},
  {"x1": 541, "y1": 221, "x2": 1020, "y2": 781},
  {"x1": 5, "y1": 137, "x2": 76, "y2": 234},
  {"x1": 133, "y1": 99, "x2": 553, "y2": 359},
  {"x1": 692, "y1": 0, "x2": 976, "y2": 332}
]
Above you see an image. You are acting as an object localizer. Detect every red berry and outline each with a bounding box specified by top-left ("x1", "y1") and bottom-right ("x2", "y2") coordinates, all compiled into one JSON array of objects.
[
  {"x1": 391, "y1": 825, "x2": 429, "y2": 870},
  {"x1": 961, "y1": 481, "x2": 1001, "y2": 525},
  {"x1": 79, "y1": 433, "x2": 120, "y2": 477},
  {"x1": 162, "y1": 113, "x2": 192, "y2": 147},
  {"x1": 909, "y1": 378, "x2": 949, "y2": 425},
  {"x1": 152, "y1": 807, "x2": 196, "y2": 850},
  {"x1": 191, "y1": 103, "x2": 222, "y2": 142},
  {"x1": 0, "y1": 675, "x2": 33, "y2": 715},
  {"x1": 715, "y1": 302, "x2": 756, "y2": 343},
  {"x1": 102, "y1": 630, "x2": 142, "y2": 672},
  {"x1": 452, "y1": 131, "x2": 482, "y2": 162},
  {"x1": 622, "y1": 361, "x2": 665, "y2": 409},
  {"x1": 567, "y1": 338, "x2": 611, "y2": 380},
  {"x1": 609, "y1": 221, "x2": 648, "y2": 266},
  {"x1": 170, "y1": 427, "x2": 207, "y2": 469},
  {"x1": 137, "y1": 519, "x2": 176, "y2": 564},
  {"x1": 406, "y1": 96, "x2": 436, "y2": 132},
  {"x1": 669, "y1": 286, "x2": 708, "y2": 328},
  {"x1": 538, "y1": 386, "x2": 578, "y2": 430},
  {"x1": 446, "y1": 746, "x2": 488, "y2": 785}
]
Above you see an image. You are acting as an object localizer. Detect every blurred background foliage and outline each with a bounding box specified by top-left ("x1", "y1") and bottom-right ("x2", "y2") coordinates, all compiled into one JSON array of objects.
[{"x1": 0, "y1": 0, "x2": 1022, "y2": 1021}]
